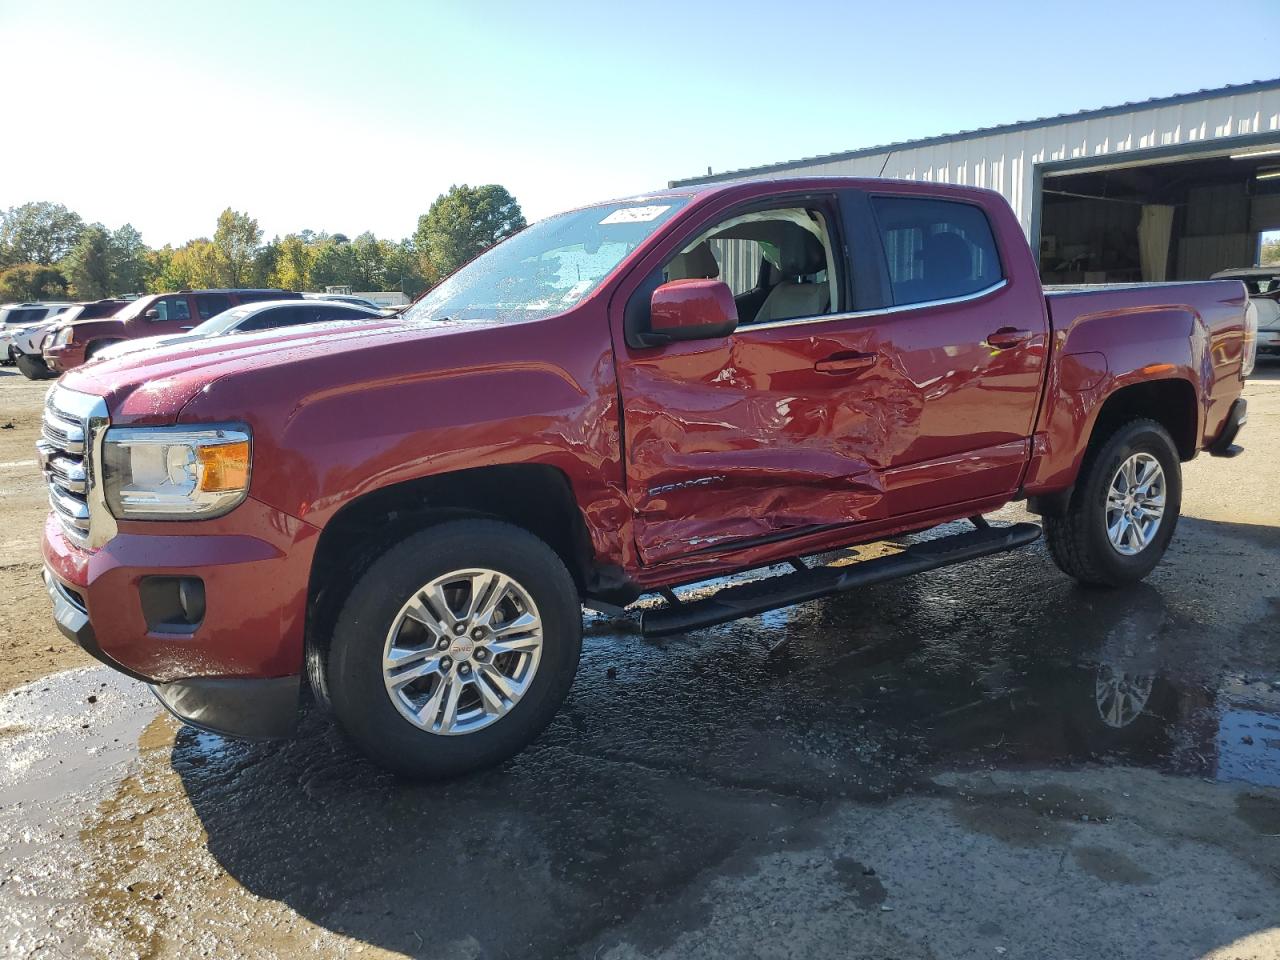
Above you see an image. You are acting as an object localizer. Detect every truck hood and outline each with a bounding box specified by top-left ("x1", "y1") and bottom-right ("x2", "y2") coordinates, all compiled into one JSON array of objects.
[{"x1": 61, "y1": 317, "x2": 490, "y2": 424}]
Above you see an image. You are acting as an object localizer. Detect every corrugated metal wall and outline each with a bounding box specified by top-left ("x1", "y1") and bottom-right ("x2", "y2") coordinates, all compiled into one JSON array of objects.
[{"x1": 693, "y1": 86, "x2": 1280, "y2": 241}]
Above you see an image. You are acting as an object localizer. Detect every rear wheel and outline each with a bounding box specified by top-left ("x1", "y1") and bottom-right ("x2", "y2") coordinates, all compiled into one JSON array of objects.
[
  {"x1": 1044, "y1": 419, "x2": 1182, "y2": 586},
  {"x1": 15, "y1": 352, "x2": 54, "y2": 380},
  {"x1": 326, "y1": 519, "x2": 582, "y2": 779}
]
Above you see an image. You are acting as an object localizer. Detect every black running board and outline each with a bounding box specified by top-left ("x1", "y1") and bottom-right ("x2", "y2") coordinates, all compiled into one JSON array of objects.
[{"x1": 639, "y1": 522, "x2": 1042, "y2": 637}]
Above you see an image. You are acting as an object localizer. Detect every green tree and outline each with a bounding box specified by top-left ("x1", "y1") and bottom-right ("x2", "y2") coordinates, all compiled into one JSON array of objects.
[
  {"x1": 109, "y1": 224, "x2": 149, "y2": 294},
  {"x1": 0, "y1": 202, "x2": 85, "y2": 265},
  {"x1": 211, "y1": 208, "x2": 262, "y2": 287},
  {"x1": 414, "y1": 184, "x2": 525, "y2": 279},
  {"x1": 62, "y1": 225, "x2": 114, "y2": 299},
  {"x1": 385, "y1": 239, "x2": 427, "y2": 296},
  {"x1": 159, "y1": 239, "x2": 222, "y2": 290},
  {"x1": 1262, "y1": 238, "x2": 1280, "y2": 266},
  {"x1": 252, "y1": 237, "x2": 281, "y2": 287},
  {"x1": 271, "y1": 234, "x2": 314, "y2": 291},
  {"x1": 143, "y1": 246, "x2": 175, "y2": 293},
  {"x1": 350, "y1": 232, "x2": 388, "y2": 290},
  {"x1": 309, "y1": 236, "x2": 359, "y2": 289},
  {"x1": 0, "y1": 263, "x2": 68, "y2": 301}
]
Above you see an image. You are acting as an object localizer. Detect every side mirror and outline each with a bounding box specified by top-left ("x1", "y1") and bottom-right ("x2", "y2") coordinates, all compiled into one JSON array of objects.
[
  {"x1": 144, "y1": 308, "x2": 159, "y2": 320},
  {"x1": 643, "y1": 279, "x2": 738, "y2": 346}
]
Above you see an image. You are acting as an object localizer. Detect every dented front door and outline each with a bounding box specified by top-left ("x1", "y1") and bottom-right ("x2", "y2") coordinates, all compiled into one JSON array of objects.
[{"x1": 618, "y1": 319, "x2": 894, "y2": 566}]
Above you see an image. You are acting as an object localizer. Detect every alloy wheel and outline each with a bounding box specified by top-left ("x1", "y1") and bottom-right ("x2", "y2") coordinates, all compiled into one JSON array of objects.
[
  {"x1": 1105, "y1": 452, "x2": 1166, "y2": 556},
  {"x1": 381, "y1": 568, "x2": 543, "y2": 735}
]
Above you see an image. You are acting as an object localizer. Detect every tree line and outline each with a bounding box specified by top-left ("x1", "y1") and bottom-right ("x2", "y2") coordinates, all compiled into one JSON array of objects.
[{"x1": 0, "y1": 184, "x2": 526, "y2": 303}]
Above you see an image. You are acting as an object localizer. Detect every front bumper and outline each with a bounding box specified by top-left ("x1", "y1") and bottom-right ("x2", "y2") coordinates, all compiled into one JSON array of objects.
[
  {"x1": 43, "y1": 565, "x2": 298, "y2": 738},
  {"x1": 41, "y1": 498, "x2": 320, "y2": 740},
  {"x1": 1258, "y1": 329, "x2": 1280, "y2": 355},
  {"x1": 43, "y1": 341, "x2": 87, "y2": 373}
]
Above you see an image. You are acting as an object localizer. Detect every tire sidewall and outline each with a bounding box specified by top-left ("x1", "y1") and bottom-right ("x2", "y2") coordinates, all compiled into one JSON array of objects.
[
  {"x1": 1080, "y1": 421, "x2": 1181, "y2": 582},
  {"x1": 15, "y1": 353, "x2": 53, "y2": 380},
  {"x1": 327, "y1": 520, "x2": 581, "y2": 778}
]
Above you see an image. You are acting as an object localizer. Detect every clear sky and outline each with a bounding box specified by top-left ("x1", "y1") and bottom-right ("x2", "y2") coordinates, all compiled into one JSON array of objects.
[{"x1": 3, "y1": 0, "x2": 1276, "y2": 247}]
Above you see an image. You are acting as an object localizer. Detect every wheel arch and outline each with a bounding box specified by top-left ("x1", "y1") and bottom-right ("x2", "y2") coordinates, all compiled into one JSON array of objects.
[
  {"x1": 1028, "y1": 375, "x2": 1197, "y2": 516},
  {"x1": 303, "y1": 463, "x2": 599, "y2": 701},
  {"x1": 1088, "y1": 377, "x2": 1199, "y2": 462}
]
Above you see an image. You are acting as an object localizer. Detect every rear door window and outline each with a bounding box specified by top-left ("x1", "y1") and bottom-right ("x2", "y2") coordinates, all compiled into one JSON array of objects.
[
  {"x1": 870, "y1": 197, "x2": 1003, "y2": 306},
  {"x1": 196, "y1": 293, "x2": 232, "y2": 320}
]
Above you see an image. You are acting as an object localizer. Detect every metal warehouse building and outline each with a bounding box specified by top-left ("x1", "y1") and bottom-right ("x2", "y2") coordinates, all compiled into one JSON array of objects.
[{"x1": 671, "y1": 79, "x2": 1280, "y2": 284}]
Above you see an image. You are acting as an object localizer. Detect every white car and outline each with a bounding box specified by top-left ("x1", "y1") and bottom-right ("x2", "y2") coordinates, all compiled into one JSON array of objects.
[
  {"x1": 1211, "y1": 268, "x2": 1280, "y2": 362},
  {"x1": 92, "y1": 298, "x2": 384, "y2": 361},
  {"x1": 2, "y1": 302, "x2": 73, "y2": 377}
]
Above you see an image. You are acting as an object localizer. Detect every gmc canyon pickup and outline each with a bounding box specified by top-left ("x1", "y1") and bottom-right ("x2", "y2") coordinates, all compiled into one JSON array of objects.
[{"x1": 38, "y1": 178, "x2": 1254, "y2": 778}]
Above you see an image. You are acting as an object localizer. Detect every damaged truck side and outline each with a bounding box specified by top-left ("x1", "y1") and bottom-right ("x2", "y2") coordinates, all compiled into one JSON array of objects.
[{"x1": 39, "y1": 178, "x2": 1255, "y2": 777}]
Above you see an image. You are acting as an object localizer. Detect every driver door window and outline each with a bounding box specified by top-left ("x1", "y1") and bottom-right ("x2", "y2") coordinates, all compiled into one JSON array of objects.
[
  {"x1": 661, "y1": 207, "x2": 841, "y2": 326},
  {"x1": 152, "y1": 296, "x2": 191, "y2": 323}
]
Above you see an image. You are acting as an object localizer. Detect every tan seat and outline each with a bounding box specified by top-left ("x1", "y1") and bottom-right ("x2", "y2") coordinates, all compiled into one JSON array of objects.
[
  {"x1": 753, "y1": 232, "x2": 830, "y2": 324},
  {"x1": 665, "y1": 242, "x2": 720, "y2": 281}
]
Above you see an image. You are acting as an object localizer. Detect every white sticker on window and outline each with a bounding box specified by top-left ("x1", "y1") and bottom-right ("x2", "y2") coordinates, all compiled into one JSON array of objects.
[{"x1": 599, "y1": 205, "x2": 671, "y2": 225}]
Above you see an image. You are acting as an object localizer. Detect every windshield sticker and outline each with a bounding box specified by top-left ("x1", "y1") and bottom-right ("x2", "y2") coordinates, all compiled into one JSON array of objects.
[{"x1": 600, "y1": 205, "x2": 671, "y2": 225}]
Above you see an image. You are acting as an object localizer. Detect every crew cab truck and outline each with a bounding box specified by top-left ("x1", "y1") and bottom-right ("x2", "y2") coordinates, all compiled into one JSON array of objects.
[{"x1": 38, "y1": 178, "x2": 1254, "y2": 778}]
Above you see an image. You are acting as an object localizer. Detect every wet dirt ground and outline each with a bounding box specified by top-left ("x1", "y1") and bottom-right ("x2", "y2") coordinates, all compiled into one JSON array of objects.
[{"x1": 1, "y1": 364, "x2": 1279, "y2": 959}]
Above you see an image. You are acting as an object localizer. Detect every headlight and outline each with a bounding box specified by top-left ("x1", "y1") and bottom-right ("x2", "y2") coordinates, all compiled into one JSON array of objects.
[
  {"x1": 51, "y1": 326, "x2": 73, "y2": 347},
  {"x1": 102, "y1": 425, "x2": 251, "y2": 519}
]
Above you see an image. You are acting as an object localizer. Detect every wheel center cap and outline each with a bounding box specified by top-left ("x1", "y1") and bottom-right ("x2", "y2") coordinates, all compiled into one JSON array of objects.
[{"x1": 450, "y1": 637, "x2": 475, "y2": 660}]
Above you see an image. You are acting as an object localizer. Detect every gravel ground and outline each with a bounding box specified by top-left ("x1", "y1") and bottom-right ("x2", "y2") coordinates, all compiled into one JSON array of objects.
[{"x1": 0, "y1": 362, "x2": 1277, "y2": 960}]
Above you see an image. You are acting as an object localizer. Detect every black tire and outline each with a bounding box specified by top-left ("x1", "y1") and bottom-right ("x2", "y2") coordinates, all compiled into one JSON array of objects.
[
  {"x1": 1044, "y1": 418, "x2": 1181, "y2": 587},
  {"x1": 326, "y1": 519, "x2": 582, "y2": 779},
  {"x1": 15, "y1": 352, "x2": 55, "y2": 380}
]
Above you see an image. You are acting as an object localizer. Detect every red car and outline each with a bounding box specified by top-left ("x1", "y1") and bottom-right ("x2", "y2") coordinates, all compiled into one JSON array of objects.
[
  {"x1": 38, "y1": 178, "x2": 1253, "y2": 777},
  {"x1": 43, "y1": 288, "x2": 301, "y2": 373}
]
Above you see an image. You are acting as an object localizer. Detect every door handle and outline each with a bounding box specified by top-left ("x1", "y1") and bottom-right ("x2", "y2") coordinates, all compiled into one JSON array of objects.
[
  {"x1": 180, "y1": 326, "x2": 194, "y2": 331},
  {"x1": 986, "y1": 328, "x2": 1033, "y2": 349},
  {"x1": 815, "y1": 352, "x2": 878, "y2": 374}
]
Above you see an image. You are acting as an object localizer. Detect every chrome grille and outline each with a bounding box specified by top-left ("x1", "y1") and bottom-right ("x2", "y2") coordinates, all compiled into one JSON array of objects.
[{"x1": 37, "y1": 387, "x2": 103, "y2": 544}]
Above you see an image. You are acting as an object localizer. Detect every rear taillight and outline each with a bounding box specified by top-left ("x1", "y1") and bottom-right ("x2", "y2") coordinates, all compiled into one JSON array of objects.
[{"x1": 1242, "y1": 300, "x2": 1258, "y2": 378}]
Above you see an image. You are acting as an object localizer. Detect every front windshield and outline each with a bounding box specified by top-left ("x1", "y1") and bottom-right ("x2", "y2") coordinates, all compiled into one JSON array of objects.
[
  {"x1": 403, "y1": 198, "x2": 688, "y2": 324},
  {"x1": 191, "y1": 306, "x2": 254, "y2": 335}
]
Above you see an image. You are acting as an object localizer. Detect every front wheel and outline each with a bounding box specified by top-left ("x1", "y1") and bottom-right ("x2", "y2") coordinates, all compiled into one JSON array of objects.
[
  {"x1": 1044, "y1": 418, "x2": 1182, "y2": 586},
  {"x1": 15, "y1": 352, "x2": 55, "y2": 380},
  {"x1": 326, "y1": 519, "x2": 582, "y2": 779}
]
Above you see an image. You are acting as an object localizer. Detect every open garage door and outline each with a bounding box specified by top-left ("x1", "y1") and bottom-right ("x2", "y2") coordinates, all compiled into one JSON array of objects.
[{"x1": 1036, "y1": 142, "x2": 1280, "y2": 284}]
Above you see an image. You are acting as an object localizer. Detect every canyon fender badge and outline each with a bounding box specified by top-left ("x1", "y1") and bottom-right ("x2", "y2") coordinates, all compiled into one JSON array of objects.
[{"x1": 647, "y1": 475, "x2": 727, "y2": 497}]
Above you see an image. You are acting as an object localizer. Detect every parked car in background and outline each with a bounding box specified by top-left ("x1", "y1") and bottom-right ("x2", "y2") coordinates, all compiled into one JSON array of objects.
[
  {"x1": 302, "y1": 292, "x2": 385, "y2": 311},
  {"x1": 92, "y1": 299, "x2": 384, "y2": 361},
  {"x1": 2, "y1": 302, "x2": 72, "y2": 366},
  {"x1": 42, "y1": 289, "x2": 302, "y2": 373},
  {"x1": 1212, "y1": 267, "x2": 1280, "y2": 359},
  {"x1": 38, "y1": 178, "x2": 1253, "y2": 779},
  {"x1": 9, "y1": 300, "x2": 127, "y2": 379}
]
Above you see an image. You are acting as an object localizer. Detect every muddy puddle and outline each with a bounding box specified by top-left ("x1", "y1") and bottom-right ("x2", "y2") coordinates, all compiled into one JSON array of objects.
[{"x1": 2, "y1": 525, "x2": 1278, "y2": 957}]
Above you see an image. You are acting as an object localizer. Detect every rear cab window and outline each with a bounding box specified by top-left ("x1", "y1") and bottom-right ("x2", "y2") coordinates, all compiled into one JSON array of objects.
[{"x1": 870, "y1": 196, "x2": 1003, "y2": 306}]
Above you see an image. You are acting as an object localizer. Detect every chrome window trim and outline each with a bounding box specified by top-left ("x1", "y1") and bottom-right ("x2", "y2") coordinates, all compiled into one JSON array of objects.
[{"x1": 744, "y1": 278, "x2": 1008, "y2": 333}]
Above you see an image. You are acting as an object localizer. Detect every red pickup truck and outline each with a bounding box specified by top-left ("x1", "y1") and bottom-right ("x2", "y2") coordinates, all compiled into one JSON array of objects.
[{"x1": 38, "y1": 178, "x2": 1254, "y2": 778}]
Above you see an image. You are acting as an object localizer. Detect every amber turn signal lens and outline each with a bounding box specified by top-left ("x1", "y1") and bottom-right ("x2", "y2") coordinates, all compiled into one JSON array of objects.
[{"x1": 196, "y1": 441, "x2": 250, "y2": 492}]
